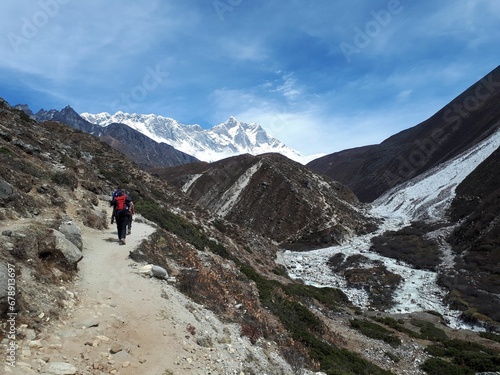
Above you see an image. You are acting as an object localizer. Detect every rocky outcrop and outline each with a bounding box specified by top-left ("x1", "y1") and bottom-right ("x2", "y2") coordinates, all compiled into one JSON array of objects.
[
  {"x1": 46, "y1": 229, "x2": 83, "y2": 266},
  {"x1": 0, "y1": 179, "x2": 17, "y2": 204},
  {"x1": 58, "y1": 221, "x2": 83, "y2": 251}
]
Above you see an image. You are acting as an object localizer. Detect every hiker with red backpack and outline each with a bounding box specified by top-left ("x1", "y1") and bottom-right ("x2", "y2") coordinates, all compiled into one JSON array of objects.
[{"x1": 110, "y1": 188, "x2": 132, "y2": 245}]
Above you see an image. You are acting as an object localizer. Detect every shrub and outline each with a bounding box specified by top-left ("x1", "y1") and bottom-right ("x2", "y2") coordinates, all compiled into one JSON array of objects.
[
  {"x1": 373, "y1": 316, "x2": 420, "y2": 338},
  {"x1": 136, "y1": 199, "x2": 231, "y2": 259},
  {"x1": 420, "y1": 323, "x2": 447, "y2": 342},
  {"x1": 425, "y1": 339, "x2": 500, "y2": 373},
  {"x1": 421, "y1": 357, "x2": 473, "y2": 375},
  {"x1": 51, "y1": 171, "x2": 78, "y2": 190},
  {"x1": 384, "y1": 351, "x2": 401, "y2": 363},
  {"x1": 239, "y1": 264, "x2": 392, "y2": 374},
  {"x1": 370, "y1": 223, "x2": 441, "y2": 270},
  {"x1": 350, "y1": 319, "x2": 401, "y2": 347}
]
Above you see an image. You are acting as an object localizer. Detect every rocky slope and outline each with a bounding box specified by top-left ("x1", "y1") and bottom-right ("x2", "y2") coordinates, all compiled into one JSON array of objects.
[
  {"x1": 441, "y1": 143, "x2": 500, "y2": 326},
  {"x1": 307, "y1": 65, "x2": 500, "y2": 203},
  {"x1": 151, "y1": 152, "x2": 375, "y2": 250}
]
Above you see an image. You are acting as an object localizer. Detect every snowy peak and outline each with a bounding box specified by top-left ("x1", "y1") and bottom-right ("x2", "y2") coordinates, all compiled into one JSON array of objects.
[{"x1": 80, "y1": 111, "x2": 308, "y2": 163}]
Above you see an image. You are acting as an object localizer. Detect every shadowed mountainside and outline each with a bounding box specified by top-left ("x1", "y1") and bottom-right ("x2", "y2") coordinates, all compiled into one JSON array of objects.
[
  {"x1": 307, "y1": 65, "x2": 500, "y2": 202},
  {"x1": 441, "y1": 147, "x2": 500, "y2": 324}
]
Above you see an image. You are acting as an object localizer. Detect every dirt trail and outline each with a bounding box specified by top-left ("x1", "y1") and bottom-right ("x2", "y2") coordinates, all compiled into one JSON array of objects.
[
  {"x1": 58, "y1": 218, "x2": 186, "y2": 374},
  {"x1": 7, "y1": 211, "x2": 259, "y2": 375}
]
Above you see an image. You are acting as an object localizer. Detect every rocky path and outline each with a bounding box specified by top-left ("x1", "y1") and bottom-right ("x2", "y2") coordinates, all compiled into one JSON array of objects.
[{"x1": 8, "y1": 213, "x2": 294, "y2": 375}]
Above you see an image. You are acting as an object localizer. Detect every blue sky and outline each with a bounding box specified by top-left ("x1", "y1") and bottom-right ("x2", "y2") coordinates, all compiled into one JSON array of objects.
[{"x1": 1, "y1": 0, "x2": 499, "y2": 156}]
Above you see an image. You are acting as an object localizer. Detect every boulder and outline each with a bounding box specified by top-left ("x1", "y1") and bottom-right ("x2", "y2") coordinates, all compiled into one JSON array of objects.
[
  {"x1": 41, "y1": 362, "x2": 77, "y2": 374},
  {"x1": 58, "y1": 221, "x2": 83, "y2": 250},
  {"x1": 151, "y1": 265, "x2": 168, "y2": 279},
  {"x1": 137, "y1": 264, "x2": 168, "y2": 279},
  {"x1": 0, "y1": 178, "x2": 17, "y2": 203},
  {"x1": 48, "y1": 229, "x2": 83, "y2": 265}
]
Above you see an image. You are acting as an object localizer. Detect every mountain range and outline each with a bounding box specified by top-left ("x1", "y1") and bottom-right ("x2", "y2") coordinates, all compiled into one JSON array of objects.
[
  {"x1": 4, "y1": 64, "x2": 500, "y2": 374},
  {"x1": 80, "y1": 111, "x2": 312, "y2": 164},
  {"x1": 24, "y1": 105, "x2": 313, "y2": 167}
]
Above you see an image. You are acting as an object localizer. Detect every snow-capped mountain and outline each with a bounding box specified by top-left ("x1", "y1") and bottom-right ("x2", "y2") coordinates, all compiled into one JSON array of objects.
[{"x1": 80, "y1": 112, "x2": 312, "y2": 164}]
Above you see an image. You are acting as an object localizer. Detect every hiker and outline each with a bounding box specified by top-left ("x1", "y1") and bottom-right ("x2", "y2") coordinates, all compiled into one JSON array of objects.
[
  {"x1": 110, "y1": 187, "x2": 122, "y2": 224},
  {"x1": 111, "y1": 189, "x2": 132, "y2": 245},
  {"x1": 127, "y1": 200, "x2": 135, "y2": 235}
]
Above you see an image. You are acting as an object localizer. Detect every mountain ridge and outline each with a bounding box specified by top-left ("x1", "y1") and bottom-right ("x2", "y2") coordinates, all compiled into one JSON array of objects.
[
  {"x1": 80, "y1": 111, "x2": 315, "y2": 164},
  {"x1": 151, "y1": 152, "x2": 374, "y2": 250},
  {"x1": 307, "y1": 64, "x2": 500, "y2": 202},
  {"x1": 22, "y1": 105, "x2": 200, "y2": 169}
]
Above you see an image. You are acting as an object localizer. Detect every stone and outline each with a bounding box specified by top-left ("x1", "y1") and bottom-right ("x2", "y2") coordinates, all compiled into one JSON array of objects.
[
  {"x1": 196, "y1": 335, "x2": 213, "y2": 348},
  {"x1": 151, "y1": 265, "x2": 168, "y2": 279},
  {"x1": 75, "y1": 319, "x2": 99, "y2": 329},
  {"x1": 47, "y1": 229, "x2": 83, "y2": 265},
  {"x1": 28, "y1": 339, "x2": 43, "y2": 349},
  {"x1": 0, "y1": 179, "x2": 17, "y2": 203},
  {"x1": 58, "y1": 221, "x2": 83, "y2": 251},
  {"x1": 110, "y1": 343, "x2": 124, "y2": 354},
  {"x1": 41, "y1": 362, "x2": 77, "y2": 374}
]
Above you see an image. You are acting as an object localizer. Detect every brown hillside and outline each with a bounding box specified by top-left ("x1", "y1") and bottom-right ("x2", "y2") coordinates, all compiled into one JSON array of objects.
[{"x1": 151, "y1": 153, "x2": 376, "y2": 250}]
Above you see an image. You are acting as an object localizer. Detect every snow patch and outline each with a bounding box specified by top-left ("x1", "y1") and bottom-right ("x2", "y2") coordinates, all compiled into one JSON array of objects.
[
  {"x1": 214, "y1": 160, "x2": 263, "y2": 217},
  {"x1": 371, "y1": 128, "x2": 500, "y2": 222},
  {"x1": 181, "y1": 174, "x2": 203, "y2": 193}
]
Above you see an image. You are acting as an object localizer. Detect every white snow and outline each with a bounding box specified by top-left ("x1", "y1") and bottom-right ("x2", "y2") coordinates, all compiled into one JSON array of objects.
[
  {"x1": 214, "y1": 160, "x2": 263, "y2": 217},
  {"x1": 279, "y1": 128, "x2": 500, "y2": 331},
  {"x1": 80, "y1": 111, "x2": 315, "y2": 164},
  {"x1": 181, "y1": 174, "x2": 203, "y2": 193},
  {"x1": 371, "y1": 129, "x2": 500, "y2": 222}
]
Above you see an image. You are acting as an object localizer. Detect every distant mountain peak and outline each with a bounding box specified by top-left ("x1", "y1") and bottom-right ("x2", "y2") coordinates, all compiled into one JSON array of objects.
[{"x1": 81, "y1": 111, "x2": 312, "y2": 164}]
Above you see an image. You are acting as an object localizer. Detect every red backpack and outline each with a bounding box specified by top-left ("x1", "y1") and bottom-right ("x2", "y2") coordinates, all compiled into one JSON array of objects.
[{"x1": 115, "y1": 195, "x2": 128, "y2": 211}]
